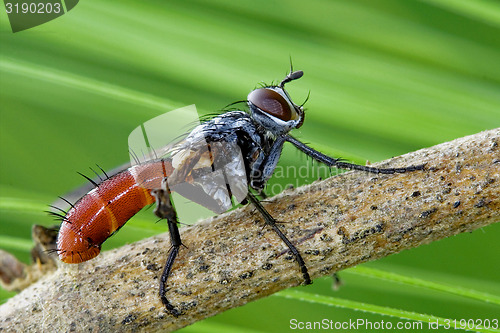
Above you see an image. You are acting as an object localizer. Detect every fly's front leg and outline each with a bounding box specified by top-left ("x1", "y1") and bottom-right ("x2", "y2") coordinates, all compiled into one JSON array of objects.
[
  {"x1": 247, "y1": 192, "x2": 311, "y2": 285},
  {"x1": 151, "y1": 179, "x2": 182, "y2": 317},
  {"x1": 250, "y1": 136, "x2": 286, "y2": 191},
  {"x1": 285, "y1": 135, "x2": 425, "y2": 174}
]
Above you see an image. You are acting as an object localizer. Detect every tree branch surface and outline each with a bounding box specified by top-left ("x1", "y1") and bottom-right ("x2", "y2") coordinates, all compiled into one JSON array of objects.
[{"x1": 1, "y1": 128, "x2": 499, "y2": 332}]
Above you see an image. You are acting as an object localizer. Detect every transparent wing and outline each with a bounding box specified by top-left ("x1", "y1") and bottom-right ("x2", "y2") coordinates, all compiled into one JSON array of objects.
[
  {"x1": 128, "y1": 105, "x2": 200, "y2": 164},
  {"x1": 127, "y1": 105, "x2": 248, "y2": 216}
]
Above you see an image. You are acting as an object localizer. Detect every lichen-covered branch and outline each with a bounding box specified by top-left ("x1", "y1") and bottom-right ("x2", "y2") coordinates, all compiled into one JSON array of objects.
[{"x1": 1, "y1": 129, "x2": 498, "y2": 332}]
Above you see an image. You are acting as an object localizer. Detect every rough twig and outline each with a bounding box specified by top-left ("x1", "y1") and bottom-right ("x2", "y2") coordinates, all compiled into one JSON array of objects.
[{"x1": 0, "y1": 129, "x2": 499, "y2": 332}]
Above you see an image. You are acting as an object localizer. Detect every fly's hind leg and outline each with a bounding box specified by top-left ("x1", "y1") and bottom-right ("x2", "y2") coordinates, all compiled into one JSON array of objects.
[
  {"x1": 151, "y1": 179, "x2": 182, "y2": 317},
  {"x1": 247, "y1": 192, "x2": 311, "y2": 285}
]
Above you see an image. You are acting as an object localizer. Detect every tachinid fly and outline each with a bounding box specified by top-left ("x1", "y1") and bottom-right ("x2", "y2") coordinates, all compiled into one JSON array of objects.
[{"x1": 55, "y1": 69, "x2": 424, "y2": 316}]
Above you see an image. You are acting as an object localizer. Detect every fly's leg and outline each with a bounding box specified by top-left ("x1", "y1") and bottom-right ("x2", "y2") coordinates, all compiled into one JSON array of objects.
[
  {"x1": 159, "y1": 238, "x2": 181, "y2": 316},
  {"x1": 285, "y1": 135, "x2": 425, "y2": 174},
  {"x1": 247, "y1": 192, "x2": 312, "y2": 285},
  {"x1": 151, "y1": 179, "x2": 182, "y2": 317}
]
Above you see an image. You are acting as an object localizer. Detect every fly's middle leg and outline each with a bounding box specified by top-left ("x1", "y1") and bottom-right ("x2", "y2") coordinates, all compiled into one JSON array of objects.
[
  {"x1": 151, "y1": 179, "x2": 182, "y2": 317},
  {"x1": 247, "y1": 192, "x2": 312, "y2": 285}
]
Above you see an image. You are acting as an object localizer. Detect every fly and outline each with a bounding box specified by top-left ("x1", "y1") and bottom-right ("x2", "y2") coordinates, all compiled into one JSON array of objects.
[{"x1": 55, "y1": 69, "x2": 424, "y2": 316}]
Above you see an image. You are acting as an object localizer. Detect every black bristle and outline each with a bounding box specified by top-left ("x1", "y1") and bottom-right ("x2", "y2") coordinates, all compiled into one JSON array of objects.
[
  {"x1": 96, "y1": 164, "x2": 109, "y2": 179},
  {"x1": 46, "y1": 211, "x2": 70, "y2": 223},
  {"x1": 300, "y1": 90, "x2": 311, "y2": 107},
  {"x1": 58, "y1": 196, "x2": 76, "y2": 209},
  {"x1": 89, "y1": 167, "x2": 104, "y2": 182},
  {"x1": 46, "y1": 211, "x2": 65, "y2": 219},
  {"x1": 77, "y1": 171, "x2": 99, "y2": 187},
  {"x1": 49, "y1": 205, "x2": 67, "y2": 215}
]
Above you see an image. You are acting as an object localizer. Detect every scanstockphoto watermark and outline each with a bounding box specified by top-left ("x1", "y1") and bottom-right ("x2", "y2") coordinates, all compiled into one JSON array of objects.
[
  {"x1": 290, "y1": 318, "x2": 423, "y2": 330},
  {"x1": 290, "y1": 318, "x2": 499, "y2": 331}
]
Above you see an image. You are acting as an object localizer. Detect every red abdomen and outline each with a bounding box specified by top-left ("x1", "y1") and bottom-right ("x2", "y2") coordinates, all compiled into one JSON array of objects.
[{"x1": 57, "y1": 160, "x2": 173, "y2": 263}]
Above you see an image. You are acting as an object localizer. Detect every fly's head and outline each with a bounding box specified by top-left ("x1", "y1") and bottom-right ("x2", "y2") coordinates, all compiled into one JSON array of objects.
[{"x1": 247, "y1": 70, "x2": 305, "y2": 135}]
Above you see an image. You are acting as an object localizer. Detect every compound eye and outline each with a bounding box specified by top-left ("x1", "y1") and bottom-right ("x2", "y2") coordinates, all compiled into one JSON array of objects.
[{"x1": 248, "y1": 88, "x2": 296, "y2": 121}]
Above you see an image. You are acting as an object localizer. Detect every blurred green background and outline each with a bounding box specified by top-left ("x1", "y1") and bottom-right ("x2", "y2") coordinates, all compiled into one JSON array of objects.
[{"x1": 1, "y1": 0, "x2": 499, "y2": 332}]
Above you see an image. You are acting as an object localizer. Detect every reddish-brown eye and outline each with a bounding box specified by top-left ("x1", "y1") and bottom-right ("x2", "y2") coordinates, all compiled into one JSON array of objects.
[{"x1": 248, "y1": 88, "x2": 293, "y2": 121}]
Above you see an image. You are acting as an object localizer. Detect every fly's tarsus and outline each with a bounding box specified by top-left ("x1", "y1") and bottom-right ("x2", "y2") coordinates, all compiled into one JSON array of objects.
[
  {"x1": 334, "y1": 161, "x2": 426, "y2": 174},
  {"x1": 247, "y1": 192, "x2": 312, "y2": 285},
  {"x1": 160, "y1": 245, "x2": 181, "y2": 317}
]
